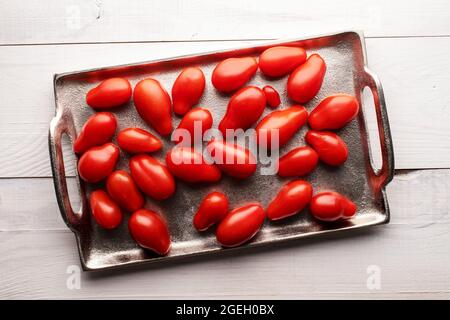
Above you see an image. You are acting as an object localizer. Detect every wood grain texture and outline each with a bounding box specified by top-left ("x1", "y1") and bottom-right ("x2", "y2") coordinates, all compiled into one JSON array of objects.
[
  {"x1": 0, "y1": 37, "x2": 450, "y2": 177},
  {"x1": 0, "y1": 170, "x2": 449, "y2": 299},
  {"x1": 1, "y1": 0, "x2": 450, "y2": 45}
]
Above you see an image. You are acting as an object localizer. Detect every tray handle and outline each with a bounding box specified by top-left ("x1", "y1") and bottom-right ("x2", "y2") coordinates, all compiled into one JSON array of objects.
[
  {"x1": 363, "y1": 67, "x2": 395, "y2": 189},
  {"x1": 49, "y1": 111, "x2": 85, "y2": 232}
]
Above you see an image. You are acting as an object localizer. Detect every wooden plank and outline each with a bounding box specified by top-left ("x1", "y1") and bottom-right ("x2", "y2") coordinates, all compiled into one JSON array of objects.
[
  {"x1": 1, "y1": 0, "x2": 450, "y2": 45},
  {"x1": 0, "y1": 170, "x2": 449, "y2": 299},
  {"x1": 1, "y1": 37, "x2": 450, "y2": 177}
]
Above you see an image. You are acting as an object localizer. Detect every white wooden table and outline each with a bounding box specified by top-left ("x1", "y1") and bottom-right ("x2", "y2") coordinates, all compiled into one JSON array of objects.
[{"x1": 1, "y1": 0, "x2": 449, "y2": 299}]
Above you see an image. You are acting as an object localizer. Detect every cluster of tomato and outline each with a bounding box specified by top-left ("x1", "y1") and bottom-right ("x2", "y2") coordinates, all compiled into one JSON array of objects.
[{"x1": 75, "y1": 46, "x2": 360, "y2": 255}]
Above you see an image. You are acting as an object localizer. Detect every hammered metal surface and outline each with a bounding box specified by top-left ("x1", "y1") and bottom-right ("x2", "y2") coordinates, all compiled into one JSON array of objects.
[{"x1": 49, "y1": 31, "x2": 394, "y2": 271}]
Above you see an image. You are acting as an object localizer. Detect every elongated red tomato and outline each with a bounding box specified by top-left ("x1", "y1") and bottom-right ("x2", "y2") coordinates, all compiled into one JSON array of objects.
[
  {"x1": 262, "y1": 85, "x2": 281, "y2": 108},
  {"x1": 310, "y1": 191, "x2": 357, "y2": 222},
  {"x1": 256, "y1": 106, "x2": 308, "y2": 149},
  {"x1": 308, "y1": 94, "x2": 360, "y2": 130},
  {"x1": 86, "y1": 78, "x2": 132, "y2": 110},
  {"x1": 287, "y1": 54, "x2": 326, "y2": 103},
  {"x1": 277, "y1": 146, "x2": 318, "y2": 177},
  {"x1": 193, "y1": 192, "x2": 229, "y2": 231},
  {"x1": 78, "y1": 143, "x2": 119, "y2": 182},
  {"x1": 216, "y1": 203, "x2": 265, "y2": 247},
  {"x1": 212, "y1": 57, "x2": 258, "y2": 93},
  {"x1": 219, "y1": 86, "x2": 266, "y2": 136},
  {"x1": 267, "y1": 180, "x2": 312, "y2": 221},
  {"x1": 117, "y1": 128, "x2": 162, "y2": 154},
  {"x1": 172, "y1": 67, "x2": 205, "y2": 115},
  {"x1": 106, "y1": 170, "x2": 144, "y2": 212},
  {"x1": 129, "y1": 209, "x2": 171, "y2": 255},
  {"x1": 129, "y1": 154, "x2": 176, "y2": 200},
  {"x1": 74, "y1": 112, "x2": 117, "y2": 154},
  {"x1": 90, "y1": 190, "x2": 122, "y2": 229},
  {"x1": 133, "y1": 78, "x2": 172, "y2": 136},
  {"x1": 305, "y1": 131, "x2": 348, "y2": 166},
  {"x1": 173, "y1": 108, "x2": 213, "y2": 145},
  {"x1": 206, "y1": 140, "x2": 257, "y2": 179},
  {"x1": 165, "y1": 146, "x2": 221, "y2": 183},
  {"x1": 259, "y1": 46, "x2": 307, "y2": 77}
]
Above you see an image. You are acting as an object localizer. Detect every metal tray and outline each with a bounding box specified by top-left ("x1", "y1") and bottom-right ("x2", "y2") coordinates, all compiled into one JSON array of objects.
[{"x1": 49, "y1": 31, "x2": 394, "y2": 271}]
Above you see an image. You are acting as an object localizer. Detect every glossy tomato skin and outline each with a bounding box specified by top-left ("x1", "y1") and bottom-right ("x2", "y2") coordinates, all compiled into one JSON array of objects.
[
  {"x1": 90, "y1": 190, "x2": 122, "y2": 229},
  {"x1": 305, "y1": 131, "x2": 348, "y2": 166},
  {"x1": 128, "y1": 209, "x2": 171, "y2": 255},
  {"x1": 267, "y1": 180, "x2": 312, "y2": 221},
  {"x1": 172, "y1": 67, "x2": 205, "y2": 115},
  {"x1": 256, "y1": 106, "x2": 308, "y2": 149},
  {"x1": 74, "y1": 112, "x2": 117, "y2": 154},
  {"x1": 219, "y1": 86, "x2": 266, "y2": 136},
  {"x1": 262, "y1": 85, "x2": 281, "y2": 108},
  {"x1": 133, "y1": 78, "x2": 172, "y2": 136},
  {"x1": 216, "y1": 203, "x2": 265, "y2": 247},
  {"x1": 78, "y1": 143, "x2": 119, "y2": 183},
  {"x1": 308, "y1": 94, "x2": 360, "y2": 130},
  {"x1": 259, "y1": 46, "x2": 307, "y2": 77},
  {"x1": 310, "y1": 191, "x2": 356, "y2": 222},
  {"x1": 106, "y1": 170, "x2": 144, "y2": 212},
  {"x1": 206, "y1": 140, "x2": 257, "y2": 179},
  {"x1": 212, "y1": 57, "x2": 258, "y2": 93},
  {"x1": 173, "y1": 108, "x2": 213, "y2": 145},
  {"x1": 287, "y1": 54, "x2": 326, "y2": 103},
  {"x1": 193, "y1": 192, "x2": 229, "y2": 231},
  {"x1": 117, "y1": 128, "x2": 162, "y2": 154},
  {"x1": 166, "y1": 146, "x2": 222, "y2": 183},
  {"x1": 86, "y1": 78, "x2": 132, "y2": 109},
  {"x1": 129, "y1": 154, "x2": 176, "y2": 200},
  {"x1": 278, "y1": 146, "x2": 319, "y2": 177}
]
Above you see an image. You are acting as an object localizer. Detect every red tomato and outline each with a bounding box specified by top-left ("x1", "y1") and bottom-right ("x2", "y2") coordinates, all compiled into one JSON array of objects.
[
  {"x1": 259, "y1": 46, "x2": 307, "y2": 77},
  {"x1": 133, "y1": 78, "x2": 172, "y2": 136},
  {"x1": 128, "y1": 209, "x2": 171, "y2": 255},
  {"x1": 308, "y1": 94, "x2": 360, "y2": 130},
  {"x1": 305, "y1": 131, "x2": 348, "y2": 166},
  {"x1": 86, "y1": 78, "x2": 132, "y2": 110},
  {"x1": 77, "y1": 143, "x2": 119, "y2": 183},
  {"x1": 262, "y1": 85, "x2": 281, "y2": 108},
  {"x1": 287, "y1": 54, "x2": 326, "y2": 103},
  {"x1": 73, "y1": 112, "x2": 117, "y2": 154},
  {"x1": 172, "y1": 67, "x2": 205, "y2": 115},
  {"x1": 212, "y1": 57, "x2": 258, "y2": 93},
  {"x1": 173, "y1": 108, "x2": 213, "y2": 145},
  {"x1": 90, "y1": 190, "x2": 122, "y2": 229},
  {"x1": 256, "y1": 106, "x2": 308, "y2": 149},
  {"x1": 106, "y1": 170, "x2": 144, "y2": 212},
  {"x1": 310, "y1": 191, "x2": 357, "y2": 222},
  {"x1": 165, "y1": 146, "x2": 222, "y2": 183},
  {"x1": 267, "y1": 180, "x2": 312, "y2": 221},
  {"x1": 117, "y1": 128, "x2": 162, "y2": 154},
  {"x1": 218, "y1": 86, "x2": 266, "y2": 136},
  {"x1": 277, "y1": 146, "x2": 319, "y2": 177},
  {"x1": 193, "y1": 192, "x2": 229, "y2": 231},
  {"x1": 129, "y1": 154, "x2": 176, "y2": 200},
  {"x1": 206, "y1": 140, "x2": 257, "y2": 179},
  {"x1": 216, "y1": 203, "x2": 265, "y2": 247}
]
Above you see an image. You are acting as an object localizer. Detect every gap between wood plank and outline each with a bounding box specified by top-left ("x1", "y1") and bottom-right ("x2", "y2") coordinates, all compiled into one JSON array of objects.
[{"x1": 1, "y1": 34, "x2": 450, "y2": 47}]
